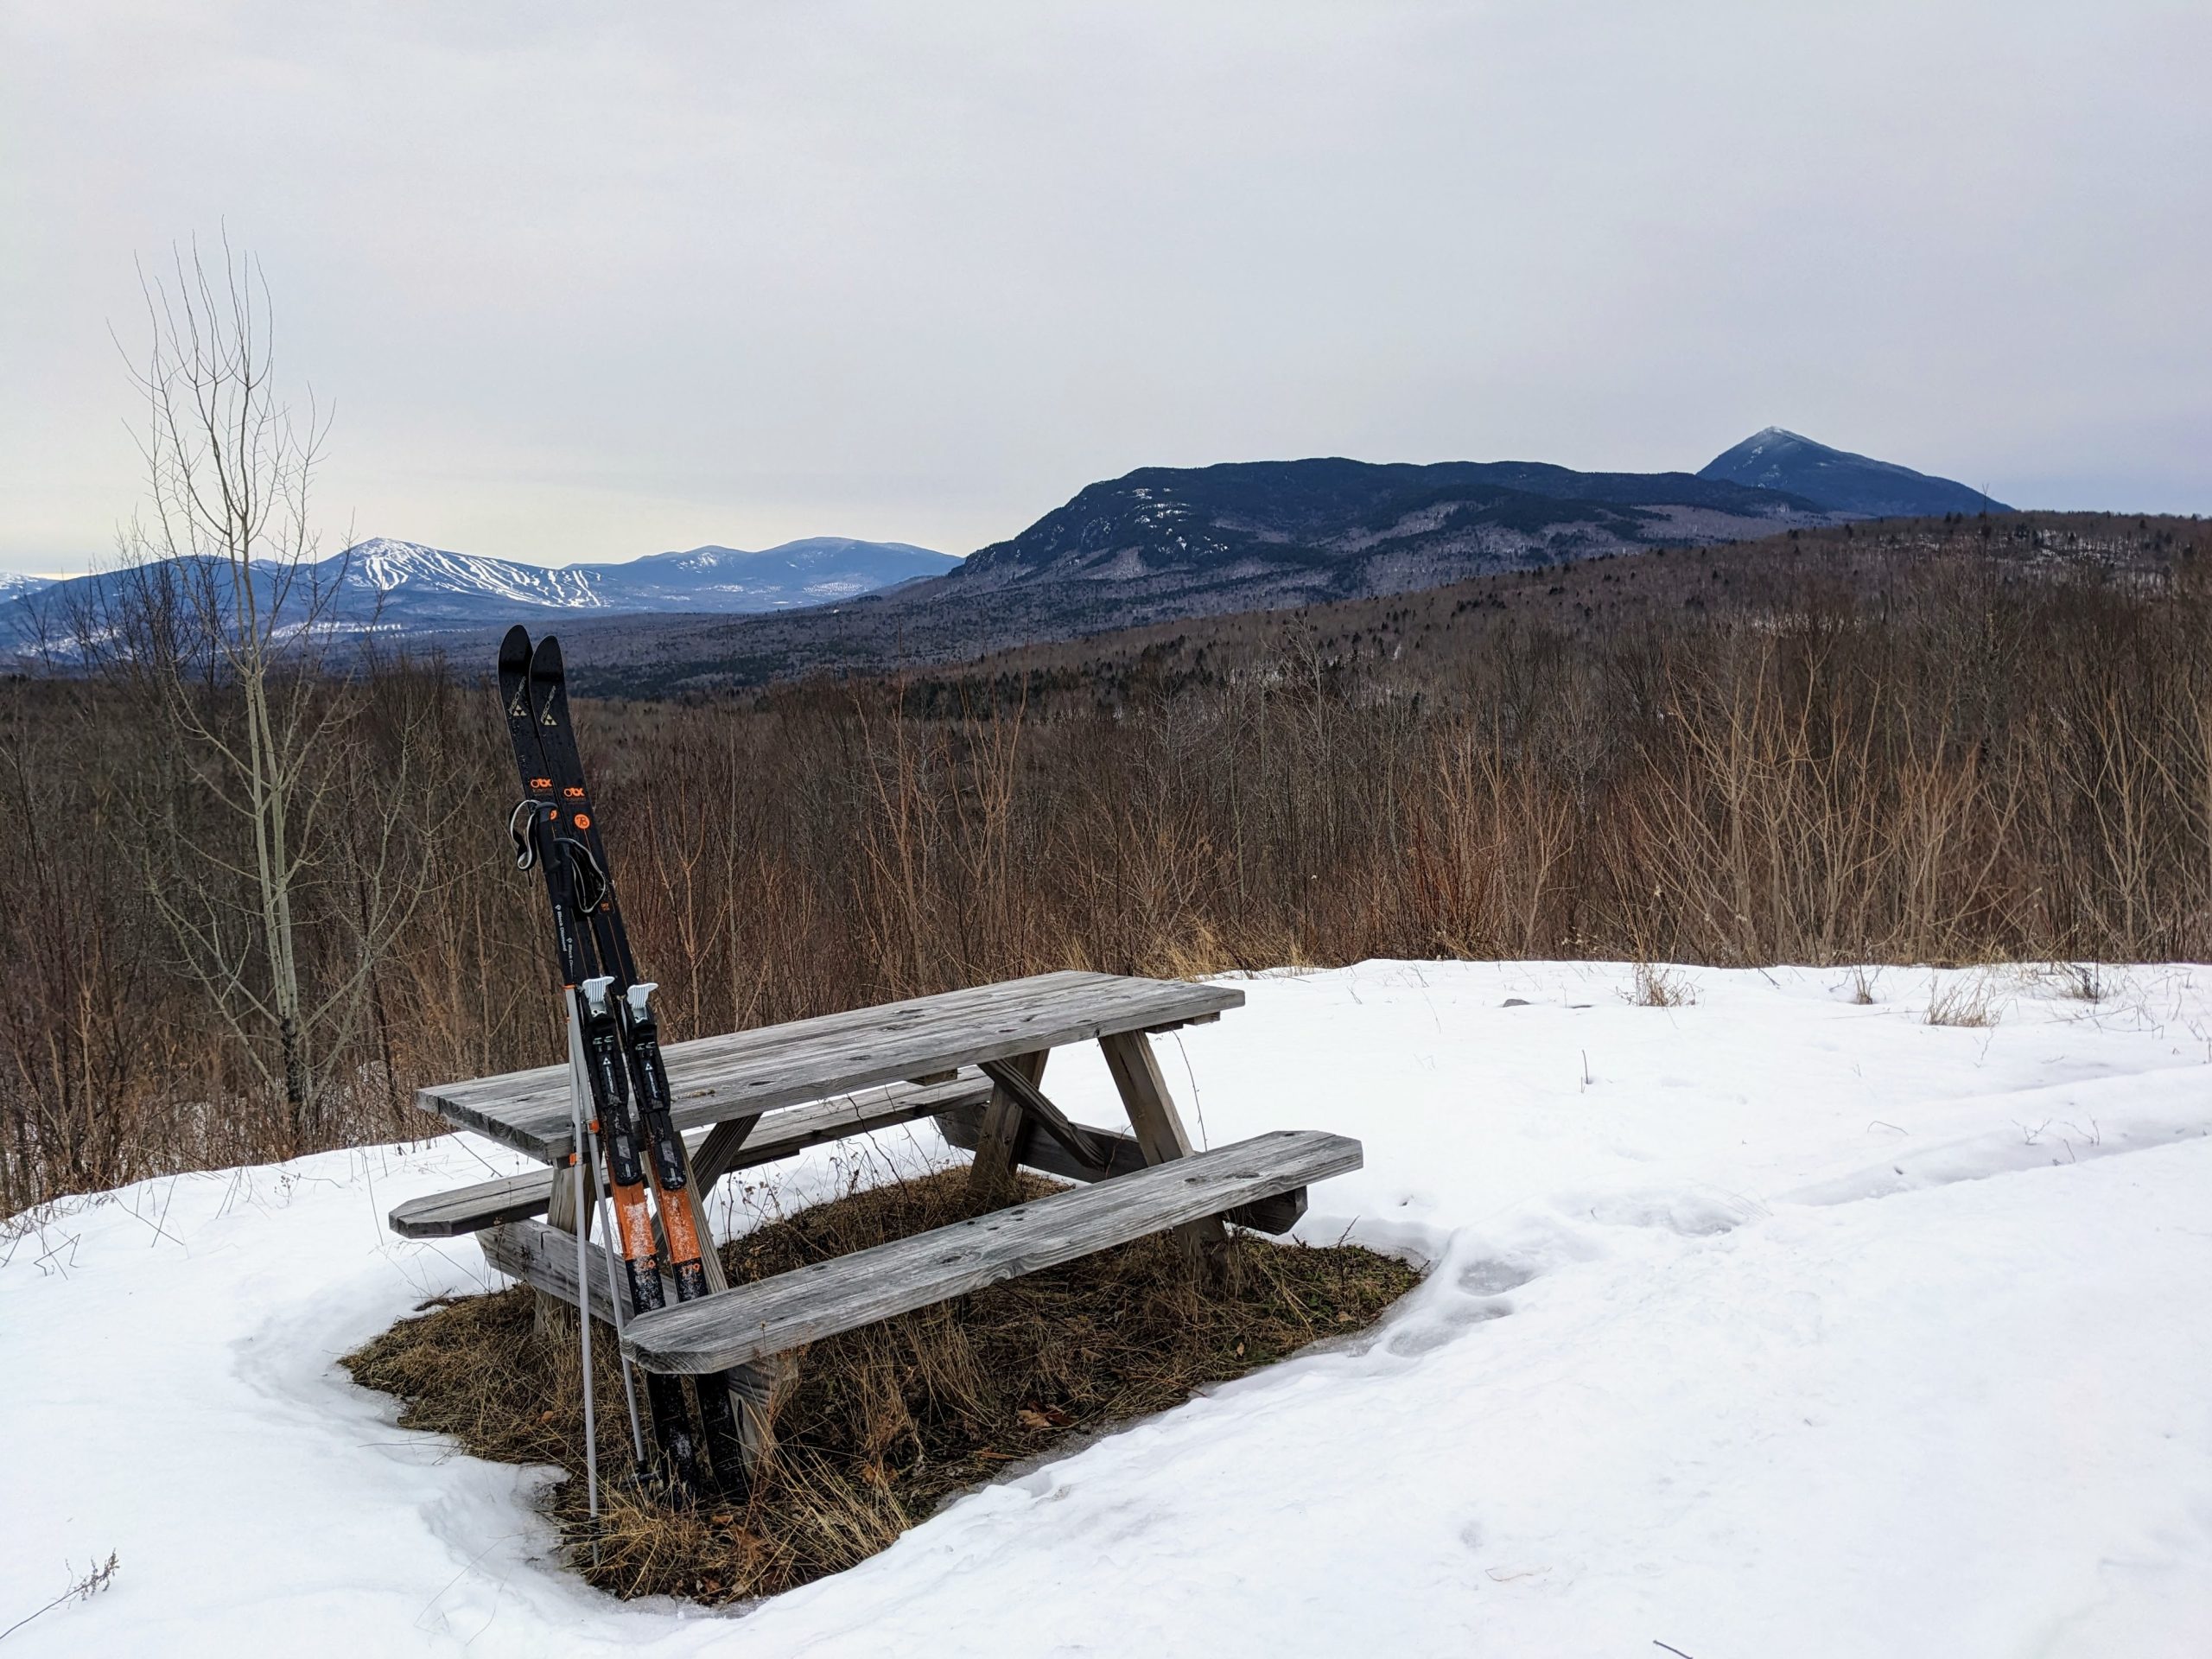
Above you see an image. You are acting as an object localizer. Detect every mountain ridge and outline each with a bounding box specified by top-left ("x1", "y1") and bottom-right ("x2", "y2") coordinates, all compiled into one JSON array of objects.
[
  {"x1": 0, "y1": 535, "x2": 961, "y2": 644},
  {"x1": 940, "y1": 454, "x2": 1834, "y2": 613}
]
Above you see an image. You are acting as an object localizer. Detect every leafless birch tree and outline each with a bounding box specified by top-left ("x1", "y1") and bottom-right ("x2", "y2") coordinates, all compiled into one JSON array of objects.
[{"x1": 97, "y1": 240, "x2": 453, "y2": 1151}]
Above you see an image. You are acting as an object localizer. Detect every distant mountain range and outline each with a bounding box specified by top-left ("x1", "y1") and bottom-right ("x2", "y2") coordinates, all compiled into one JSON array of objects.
[
  {"x1": 0, "y1": 429, "x2": 2005, "y2": 666},
  {"x1": 1699, "y1": 428, "x2": 2007, "y2": 518},
  {"x1": 334, "y1": 536, "x2": 959, "y2": 623},
  {"x1": 545, "y1": 430, "x2": 2016, "y2": 693},
  {"x1": 0, "y1": 536, "x2": 958, "y2": 647}
]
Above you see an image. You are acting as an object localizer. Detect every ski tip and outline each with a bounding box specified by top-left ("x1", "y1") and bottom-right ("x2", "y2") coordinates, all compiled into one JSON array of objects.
[
  {"x1": 499, "y1": 624, "x2": 532, "y2": 672},
  {"x1": 531, "y1": 634, "x2": 566, "y2": 680}
]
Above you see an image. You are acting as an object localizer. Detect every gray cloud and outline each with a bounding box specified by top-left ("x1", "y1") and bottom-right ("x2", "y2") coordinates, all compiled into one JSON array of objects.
[{"x1": 4, "y1": 1, "x2": 2207, "y2": 575}]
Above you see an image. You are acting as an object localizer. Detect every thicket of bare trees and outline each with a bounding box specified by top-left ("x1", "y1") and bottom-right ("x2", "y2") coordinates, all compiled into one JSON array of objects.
[{"x1": 6, "y1": 531, "x2": 2211, "y2": 1214}]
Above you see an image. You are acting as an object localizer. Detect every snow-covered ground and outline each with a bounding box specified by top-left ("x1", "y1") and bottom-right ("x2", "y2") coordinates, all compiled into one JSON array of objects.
[{"x1": 6, "y1": 961, "x2": 2212, "y2": 1657}]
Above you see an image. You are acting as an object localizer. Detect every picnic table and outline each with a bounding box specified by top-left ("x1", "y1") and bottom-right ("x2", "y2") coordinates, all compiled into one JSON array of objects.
[{"x1": 391, "y1": 969, "x2": 1361, "y2": 1464}]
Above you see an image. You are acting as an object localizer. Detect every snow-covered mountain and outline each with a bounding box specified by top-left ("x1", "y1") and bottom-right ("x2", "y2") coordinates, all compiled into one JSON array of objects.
[
  {"x1": 334, "y1": 540, "x2": 607, "y2": 615},
  {"x1": 0, "y1": 571, "x2": 55, "y2": 599},
  {"x1": 0, "y1": 536, "x2": 961, "y2": 642},
  {"x1": 593, "y1": 538, "x2": 959, "y2": 610},
  {"x1": 333, "y1": 536, "x2": 957, "y2": 623},
  {"x1": 1698, "y1": 428, "x2": 2006, "y2": 517}
]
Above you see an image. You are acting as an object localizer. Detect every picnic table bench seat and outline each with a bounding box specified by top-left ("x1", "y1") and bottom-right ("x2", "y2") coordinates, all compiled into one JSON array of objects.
[
  {"x1": 473, "y1": 1130, "x2": 1357, "y2": 1363},
  {"x1": 620, "y1": 1130, "x2": 1363, "y2": 1374},
  {"x1": 390, "y1": 1071, "x2": 995, "y2": 1238},
  {"x1": 931, "y1": 1096, "x2": 1313, "y2": 1236}
]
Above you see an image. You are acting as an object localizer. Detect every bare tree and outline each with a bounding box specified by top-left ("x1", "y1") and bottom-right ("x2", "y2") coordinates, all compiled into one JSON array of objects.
[{"x1": 97, "y1": 239, "x2": 450, "y2": 1151}]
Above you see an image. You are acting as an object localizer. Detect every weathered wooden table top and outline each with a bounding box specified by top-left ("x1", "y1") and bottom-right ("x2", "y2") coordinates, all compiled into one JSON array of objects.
[{"x1": 418, "y1": 969, "x2": 1243, "y2": 1163}]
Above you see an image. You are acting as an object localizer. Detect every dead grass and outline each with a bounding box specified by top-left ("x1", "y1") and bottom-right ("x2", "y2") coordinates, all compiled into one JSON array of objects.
[
  {"x1": 1924, "y1": 972, "x2": 2002, "y2": 1028},
  {"x1": 2054, "y1": 962, "x2": 2106, "y2": 1002},
  {"x1": 1628, "y1": 959, "x2": 1696, "y2": 1007},
  {"x1": 343, "y1": 1165, "x2": 1420, "y2": 1604}
]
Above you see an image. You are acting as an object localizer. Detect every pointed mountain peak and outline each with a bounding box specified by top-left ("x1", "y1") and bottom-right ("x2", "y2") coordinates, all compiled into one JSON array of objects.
[{"x1": 1698, "y1": 429, "x2": 2006, "y2": 518}]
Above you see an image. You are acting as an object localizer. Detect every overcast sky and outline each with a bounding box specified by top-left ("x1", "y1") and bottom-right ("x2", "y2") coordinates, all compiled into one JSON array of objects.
[{"x1": 3, "y1": 2, "x2": 2206, "y2": 575}]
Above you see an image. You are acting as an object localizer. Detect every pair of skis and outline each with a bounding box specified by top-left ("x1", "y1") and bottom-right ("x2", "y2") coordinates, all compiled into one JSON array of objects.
[{"x1": 497, "y1": 626, "x2": 747, "y2": 1503}]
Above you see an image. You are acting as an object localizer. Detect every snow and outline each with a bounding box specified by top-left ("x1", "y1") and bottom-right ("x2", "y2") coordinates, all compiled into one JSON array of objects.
[
  {"x1": 337, "y1": 540, "x2": 608, "y2": 609},
  {"x1": 326, "y1": 537, "x2": 955, "y2": 615},
  {"x1": 6, "y1": 961, "x2": 2212, "y2": 1656}
]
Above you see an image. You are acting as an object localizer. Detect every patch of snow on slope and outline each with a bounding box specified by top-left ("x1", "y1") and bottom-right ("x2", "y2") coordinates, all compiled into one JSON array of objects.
[
  {"x1": 4, "y1": 962, "x2": 2211, "y2": 1656},
  {"x1": 340, "y1": 539, "x2": 607, "y2": 608}
]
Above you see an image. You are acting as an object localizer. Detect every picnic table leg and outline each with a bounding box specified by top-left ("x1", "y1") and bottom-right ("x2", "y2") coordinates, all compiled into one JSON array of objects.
[
  {"x1": 676, "y1": 1136, "x2": 795, "y2": 1472},
  {"x1": 690, "y1": 1111, "x2": 764, "y2": 1195},
  {"x1": 1097, "y1": 1030, "x2": 1227, "y2": 1269},
  {"x1": 533, "y1": 1147, "x2": 592, "y2": 1340},
  {"x1": 967, "y1": 1049, "x2": 1047, "y2": 1204}
]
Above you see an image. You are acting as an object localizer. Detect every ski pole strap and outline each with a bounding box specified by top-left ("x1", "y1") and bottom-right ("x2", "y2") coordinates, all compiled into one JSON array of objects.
[
  {"x1": 508, "y1": 797, "x2": 550, "y2": 872},
  {"x1": 557, "y1": 833, "x2": 611, "y2": 912}
]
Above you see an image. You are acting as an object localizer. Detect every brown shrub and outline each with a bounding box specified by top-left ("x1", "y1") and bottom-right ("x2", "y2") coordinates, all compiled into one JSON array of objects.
[{"x1": 12, "y1": 523, "x2": 2212, "y2": 1211}]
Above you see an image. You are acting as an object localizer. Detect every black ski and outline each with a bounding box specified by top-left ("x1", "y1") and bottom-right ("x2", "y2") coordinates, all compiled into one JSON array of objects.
[
  {"x1": 524, "y1": 633, "x2": 751, "y2": 1493},
  {"x1": 498, "y1": 626, "x2": 707, "y2": 1498}
]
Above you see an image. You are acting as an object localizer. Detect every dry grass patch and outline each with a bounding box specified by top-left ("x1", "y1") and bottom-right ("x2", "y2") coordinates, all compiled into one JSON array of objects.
[
  {"x1": 1924, "y1": 972, "x2": 2002, "y2": 1028},
  {"x1": 345, "y1": 1165, "x2": 1419, "y2": 1605},
  {"x1": 1628, "y1": 959, "x2": 1696, "y2": 1007}
]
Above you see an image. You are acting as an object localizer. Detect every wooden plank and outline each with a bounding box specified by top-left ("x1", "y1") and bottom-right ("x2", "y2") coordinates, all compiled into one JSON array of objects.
[
  {"x1": 623, "y1": 1131, "x2": 1364, "y2": 1375},
  {"x1": 966, "y1": 1050, "x2": 1046, "y2": 1205},
  {"x1": 1096, "y1": 1029, "x2": 1195, "y2": 1160},
  {"x1": 1098, "y1": 1027, "x2": 1225, "y2": 1261},
  {"x1": 689, "y1": 1074, "x2": 991, "y2": 1191},
  {"x1": 417, "y1": 972, "x2": 1243, "y2": 1164},
  {"x1": 534, "y1": 1149, "x2": 587, "y2": 1339},
  {"x1": 944, "y1": 1100, "x2": 1147, "y2": 1180},
  {"x1": 486, "y1": 1217, "x2": 675, "y2": 1332},
  {"x1": 1226, "y1": 1185, "x2": 1307, "y2": 1236},
  {"x1": 435, "y1": 973, "x2": 1234, "y2": 1161},
  {"x1": 690, "y1": 1115, "x2": 760, "y2": 1192},
  {"x1": 486, "y1": 1173, "x2": 798, "y2": 1472},
  {"x1": 672, "y1": 1135, "x2": 792, "y2": 1471},
  {"x1": 390, "y1": 1073, "x2": 994, "y2": 1239},
  {"x1": 390, "y1": 1168, "x2": 563, "y2": 1240},
  {"x1": 977, "y1": 1058, "x2": 1114, "y2": 1171},
  {"x1": 935, "y1": 1104, "x2": 1307, "y2": 1234},
  {"x1": 531, "y1": 1023, "x2": 593, "y2": 1338}
]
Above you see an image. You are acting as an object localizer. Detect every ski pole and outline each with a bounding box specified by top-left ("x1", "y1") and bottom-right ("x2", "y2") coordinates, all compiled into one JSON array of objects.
[
  {"x1": 564, "y1": 992, "x2": 601, "y2": 1556},
  {"x1": 581, "y1": 1113, "x2": 648, "y2": 1473}
]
